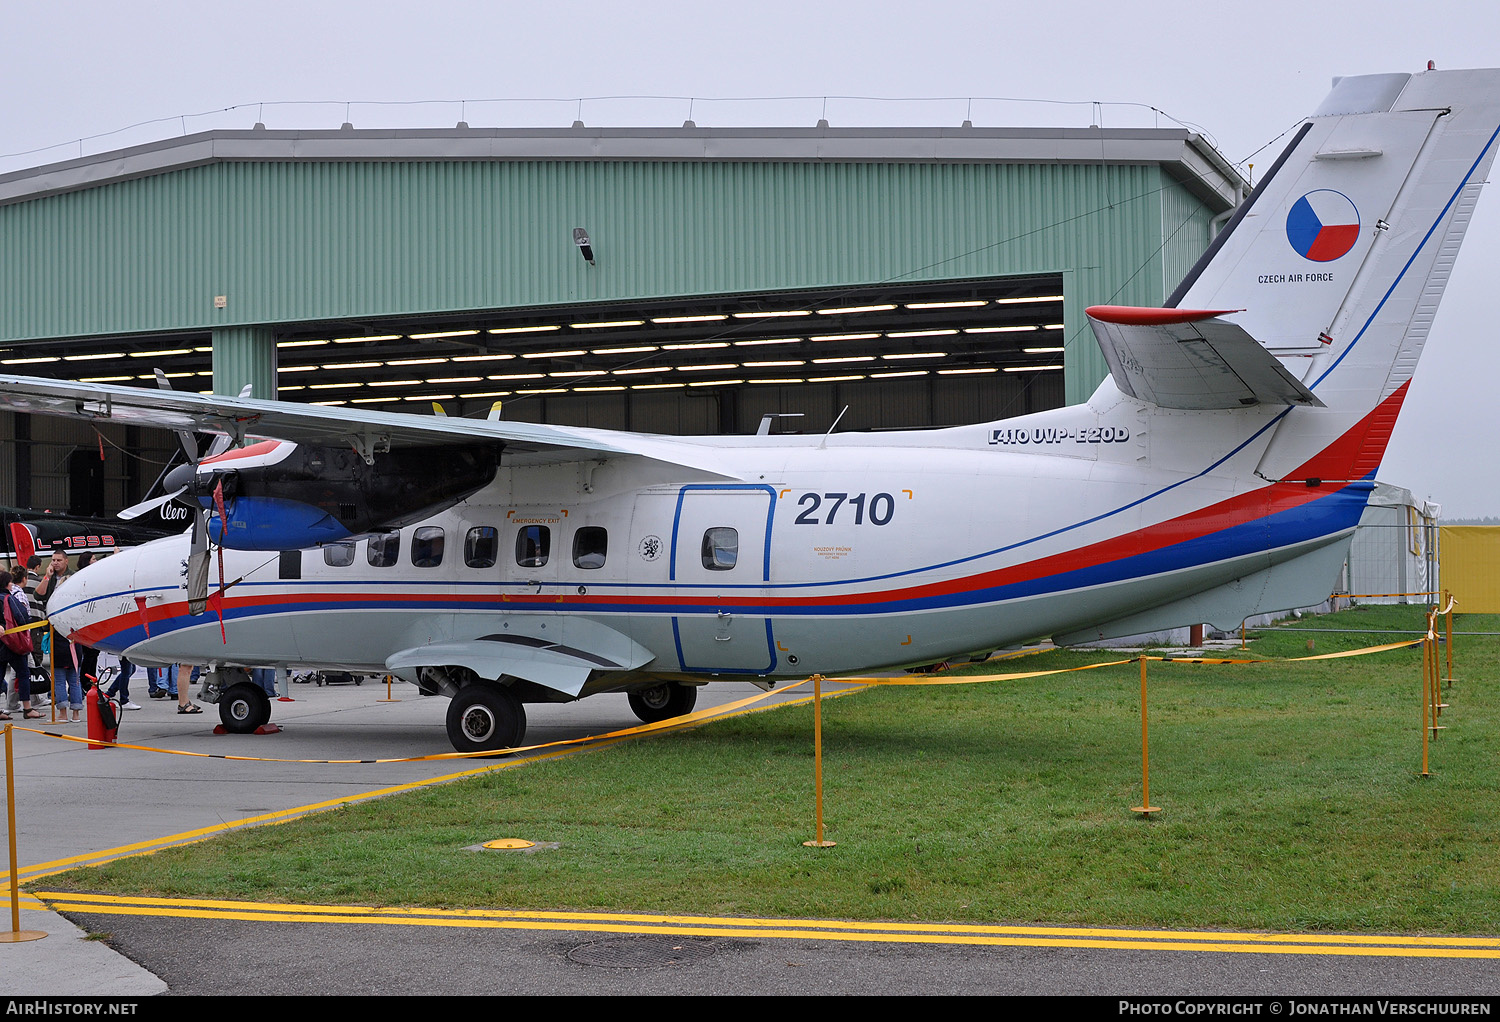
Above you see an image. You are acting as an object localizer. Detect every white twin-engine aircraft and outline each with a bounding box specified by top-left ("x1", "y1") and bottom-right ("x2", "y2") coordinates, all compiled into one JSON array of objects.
[{"x1": 4, "y1": 68, "x2": 1496, "y2": 753}]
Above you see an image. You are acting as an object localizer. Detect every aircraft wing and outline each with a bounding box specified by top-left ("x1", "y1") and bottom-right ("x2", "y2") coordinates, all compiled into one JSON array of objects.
[
  {"x1": 1086, "y1": 306, "x2": 1324, "y2": 410},
  {"x1": 0, "y1": 374, "x2": 736, "y2": 476},
  {"x1": 385, "y1": 619, "x2": 658, "y2": 698}
]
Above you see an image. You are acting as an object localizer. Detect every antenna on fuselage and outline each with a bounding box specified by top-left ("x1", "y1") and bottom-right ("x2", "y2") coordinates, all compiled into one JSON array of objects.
[{"x1": 819, "y1": 406, "x2": 849, "y2": 449}]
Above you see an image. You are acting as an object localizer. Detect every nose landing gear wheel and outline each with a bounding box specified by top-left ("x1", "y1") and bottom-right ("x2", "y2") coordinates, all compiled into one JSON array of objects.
[
  {"x1": 445, "y1": 684, "x2": 527, "y2": 753},
  {"x1": 627, "y1": 682, "x2": 698, "y2": 723},
  {"x1": 219, "y1": 682, "x2": 272, "y2": 733}
]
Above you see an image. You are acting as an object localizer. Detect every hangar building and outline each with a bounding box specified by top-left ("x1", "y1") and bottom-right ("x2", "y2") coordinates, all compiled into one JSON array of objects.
[{"x1": 0, "y1": 121, "x2": 1246, "y2": 517}]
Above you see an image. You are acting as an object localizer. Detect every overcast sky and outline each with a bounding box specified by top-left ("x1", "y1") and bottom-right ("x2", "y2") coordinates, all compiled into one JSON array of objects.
[{"x1": 3, "y1": 0, "x2": 1497, "y2": 514}]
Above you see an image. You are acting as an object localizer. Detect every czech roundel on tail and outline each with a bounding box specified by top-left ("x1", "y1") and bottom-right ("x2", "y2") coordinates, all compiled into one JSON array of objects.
[{"x1": 2, "y1": 68, "x2": 1496, "y2": 752}]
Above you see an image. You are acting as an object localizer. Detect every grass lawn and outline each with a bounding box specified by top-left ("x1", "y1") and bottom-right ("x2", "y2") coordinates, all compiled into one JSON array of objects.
[{"x1": 45, "y1": 604, "x2": 1500, "y2": 934}]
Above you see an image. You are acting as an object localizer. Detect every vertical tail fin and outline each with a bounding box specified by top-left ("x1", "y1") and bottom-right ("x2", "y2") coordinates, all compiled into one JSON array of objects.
[{"x1": 1168, "y1": 69, "x2": 1500, "y2": 480}]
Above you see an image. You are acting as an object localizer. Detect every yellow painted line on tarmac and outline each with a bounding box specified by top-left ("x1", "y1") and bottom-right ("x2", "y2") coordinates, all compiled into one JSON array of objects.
[{"x1": 35, "y1": 892, "x2": 1500, "y2": 960}]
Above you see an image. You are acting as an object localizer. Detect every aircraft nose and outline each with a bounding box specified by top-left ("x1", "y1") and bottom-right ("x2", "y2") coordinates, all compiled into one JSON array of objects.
[{"x1": 46, "y1": 572, "x2": 89, "y2": 638}]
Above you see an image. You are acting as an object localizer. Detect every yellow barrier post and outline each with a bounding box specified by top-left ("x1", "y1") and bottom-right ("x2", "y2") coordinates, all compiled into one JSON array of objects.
[
  {"x1": 803, "y1": 675, "x2": 835, "y2": 848},
  {"x1": 0, "y1": 723, "x2": 46, "y2": 943},
  {"x1": 1444, "y1": 591, "x2": 1456, "y2": 689},
  {"x1": 1420, "y1": 635, "x2": 1432, "y2": 778},
  {"x1": 1131, "y1": 657, "x2": 1160, "y2": 817}
]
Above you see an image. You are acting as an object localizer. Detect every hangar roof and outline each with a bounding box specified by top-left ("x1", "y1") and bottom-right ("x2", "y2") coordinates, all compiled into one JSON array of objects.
[{"x1": 0, "y1": 124, "x2": 1245, "y2": 210}]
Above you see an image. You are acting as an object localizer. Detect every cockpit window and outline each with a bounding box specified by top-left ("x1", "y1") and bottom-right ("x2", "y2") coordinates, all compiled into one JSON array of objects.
[{"x1": 323, "y1": 542, "x2": 355, "y2": 567}]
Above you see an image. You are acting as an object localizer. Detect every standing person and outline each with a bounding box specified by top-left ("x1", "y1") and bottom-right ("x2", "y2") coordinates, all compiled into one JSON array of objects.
[
  {"x1": 106, "y1": 657, "x2": 142, "y2": 710},
  {"x1": 0, "y1": 571, "x2": 40, "y2": 720},
  {"x1": 7, "y1": 557, "x2": 48, "y2": 711},
  {"x1": 34, "y1": 550, "x2": 82, "y2": 722},
  {"x1": 176, "y1": 664, "x2": 202, "y2": 714}
]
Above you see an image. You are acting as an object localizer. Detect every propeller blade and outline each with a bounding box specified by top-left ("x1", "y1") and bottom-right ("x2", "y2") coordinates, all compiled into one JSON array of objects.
[
  {"x1": 118, "y1": 487, "x2": 187, "y2": 521},
  {"x1": 154, "y1": 369, "x2": 201, "y2": 463}
]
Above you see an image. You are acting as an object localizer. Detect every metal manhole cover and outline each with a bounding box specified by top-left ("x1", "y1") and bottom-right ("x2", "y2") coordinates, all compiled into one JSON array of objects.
[{"x1": 568, "y1": 936, "x2": 719, "y2": 969}]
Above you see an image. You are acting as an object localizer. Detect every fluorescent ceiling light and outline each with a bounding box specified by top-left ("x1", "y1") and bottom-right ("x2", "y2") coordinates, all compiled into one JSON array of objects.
[
  {"x1": 994, "y1": 295, "x2": 1064, "y2": 304},
  {"x1": 1003, "y1": 364, "x2": 1063, "y2": 372},
  {"x1": 1, "y1": 357, "x2": 59, "y2": 364},
  {"x1": 517, "y1": 388, "x2": 566, "y2": 395},
  {"x1": 881, "y1": 352, "x2": 944, "y2": 360},
  {"x1": 590, "y1": 345, "x2": 658, "y2": 355},
  {"x1": 549, "y1": 371, "x2": 598, "y2": 378},
  {"x1": 810, "y1": 333, "x2": 879, "y2": 343},
  {"x1": 571, "y1": 320, "x2": 644, "y2": 329},
  {"x1": 905, "y1": 300, "x2": 986, "y2": 309},
  {"x1": 430, "y1": 376, "x2": 483, "y2": 384},
  {"x1": 887, "y1": 329, "x2": 957, "y2": 339},
  {"x1": 277, "y1": 339, "x2": 329, "y2": 347},
  {"x1": 612, "y1": 367, "x2": 658, "y2": 375},
  {"x1": 651, "y1": 314, "x2": 727, "y2": 324},
  {"x1": 488, "y1": 325, "x2": 560, "y2": 335},
  {"x1": 938, "y1": 367, "x2": 998, "y2": 375},
  {"x1": 403, "y1": 393, "x2": 454, "y2": 400},
  {"x1": 451, "y1": 353, "x2": 517, "y2": 362},
  {"x1": 871, "y1": 370, "x2": 929, "y2": 379},
  {"x1": 126, "y1": 349, "x2": 193, "y2": 358},
  {"x1": 80, "y1": 375, "x2": 132, "y2": 382},
  {"x1": 64, "y1": 352, "x2": 126, "y2": 361},
  {"x1": 1023, "y1": 347, "x2": 1066, "y2": 354},
  {"x1": 367, "y1": 379, "x2": 422, "y2": 387},
  {"x1": 812, "y1": 356, "x2": 874, "y2": 364},
  {"x1": 408, "y1": 330, "x2": 478, "y2": 340},
  {"x1": 742, "y1": 360, "x2": 805, "y2": 367},
  {"x1": 521, "y1": 349, "x2": 586, "y2": 359},
  {"x1": 816, "y1": 304, "x2": 895, "y2": 315},
  {"x1": 389, "y1": 357, "x2": 449, "y2": 366},
  {"x1": 676, "y1": 363, "x2": 736, "y2": 372},
  {"x1": 965, "y1": 326, "x2": 1037, "y2": 334},
  {"x1": 576, "y1": 385, "x2": 626, "y2": 392},
  {"x1": 688, "y1": 379, "x2": 743, "y2": 387},
  {"x1": 488, "y1": 373, "x2": 545, "y2": 381},
  {"x1": 278, "y1": 365, "x2": 318, "y2": 373},
  {"x1": 323, "y1": 361, "x2": 380, "y2": 370},
  {"x1": 733, "y1": 338, "x2": 800, "y2": 346},
  {"x1": 309, "y1": 383, "x2": 354, "y2": 390},
  {"x1": 333, "y1": 334, "x2": 402, "y2": 343},
  {"x1": 662, "y1": 341, "x2": 729, "y2": 350},
  {"x1": 815, "y1": 375, "x2": 865, "y2": 382},
  {"x1": 747, "y1": 378, "x2": 805, "y2": 384},
  {"x1": 733, "y1": 310, "x2": 809, "y2": 319},
  {"x1": 632, "y1": 382, "x2": 685, "y2": 390}
]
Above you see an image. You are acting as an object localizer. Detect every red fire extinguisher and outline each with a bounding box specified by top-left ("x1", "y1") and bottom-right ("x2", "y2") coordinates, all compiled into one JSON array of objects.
[{"x1": 86, "y1": 676, "x2": 120, "y2": 750}]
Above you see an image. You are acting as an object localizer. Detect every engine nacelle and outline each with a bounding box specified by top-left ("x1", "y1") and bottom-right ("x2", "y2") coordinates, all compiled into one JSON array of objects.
[{"x1": 164, "y1": 439, "x2": 500, "y2": 550}]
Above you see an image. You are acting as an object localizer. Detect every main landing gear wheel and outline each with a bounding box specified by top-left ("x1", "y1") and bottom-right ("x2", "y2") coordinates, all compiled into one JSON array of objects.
[
  {"x1": 446, "y1": 684, "x2": 527, "y2": 754},
  {"x1": 627, "y1": 682, "x2": 698, "y2": 724},
  {"x1": 219, "y1": 682, "x2": 272, "y2": 734}
]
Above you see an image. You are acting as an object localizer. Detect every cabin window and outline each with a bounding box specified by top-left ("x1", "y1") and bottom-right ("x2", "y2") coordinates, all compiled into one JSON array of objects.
[
  {"x1": 465, "y1": 527, "x2": 498, "y2": 568},
  {"x1": 323, "y1": 542, "x2": 355, "y2": 567},
  {"x1": 701, "y1": 527, "x2": 738, "y2": 570},
  {"x1": 516, "y1": 525, "x2": 550, "y2": 568},
  {"x1": 411, "y1": 526, "x2": 445, "y2": 568},
  {"x1": 572, "y1": 527, "x2": 607, "y2": 569},
  {"x1": 367, "y1": 531, "x2": 400, "y2": 567}
]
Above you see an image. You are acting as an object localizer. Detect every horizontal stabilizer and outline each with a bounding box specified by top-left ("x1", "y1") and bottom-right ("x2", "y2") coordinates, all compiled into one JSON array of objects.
[{"x1": 1087, "y1": 306, "x2": 1324, "y2": 410}]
